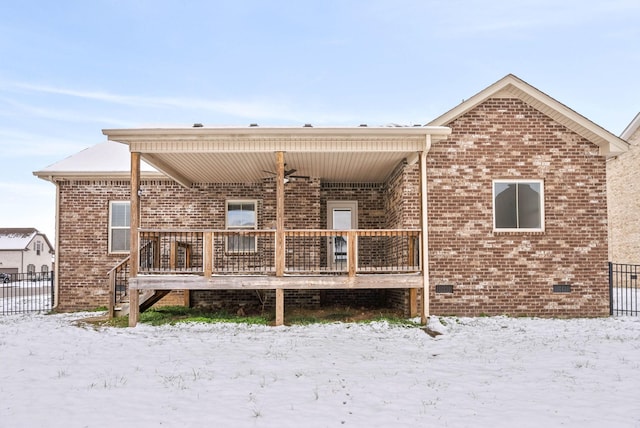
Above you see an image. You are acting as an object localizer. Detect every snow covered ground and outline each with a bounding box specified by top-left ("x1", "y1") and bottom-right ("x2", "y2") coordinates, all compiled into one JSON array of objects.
[{"x1": 1, "y1": 313, "x2": 639, "y2": 427}]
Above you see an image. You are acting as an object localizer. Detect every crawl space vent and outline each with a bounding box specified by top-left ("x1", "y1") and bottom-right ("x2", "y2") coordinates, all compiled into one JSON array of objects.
[
  {"x1": 553, "y1": 284, "x2": 572, "y2": 293},
  {"x1": 436, "y1": 284, "x2": 454, "y2": 294}
]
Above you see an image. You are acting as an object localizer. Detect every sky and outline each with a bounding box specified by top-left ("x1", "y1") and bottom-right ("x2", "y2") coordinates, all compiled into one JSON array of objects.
[
  {"x1": 0, "y1": 0, "x2": 639, "y2": 242},
  {"x1": 1, "y1": 311, "x2": 640, "y2": 427}
]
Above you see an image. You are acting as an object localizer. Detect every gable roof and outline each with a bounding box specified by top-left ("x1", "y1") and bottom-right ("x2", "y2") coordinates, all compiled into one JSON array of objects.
[
  {"x1": 620, "y1": 112, "x2": 640, "y2": 143},
  {"x1": 0, "y1": 228, "x2": 54, "y2": 252},
  {"x1": 33, "y1": 141, "x2": 160, "y2": 182},
  {"x1": 427, "y1": 74, "x2": 629, "y2": 158}
]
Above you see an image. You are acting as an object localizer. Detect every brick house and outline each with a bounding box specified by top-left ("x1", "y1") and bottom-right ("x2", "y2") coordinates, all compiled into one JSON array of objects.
[
  {"x1": 0, "y1": 228, "x2": 54, "y2": 277},
  {"x1": 34, "y1": 74, "x2": 628, "y2": 325},
  {"x1": 607, "y1": 112, "x2": 640, "y2": 264}
]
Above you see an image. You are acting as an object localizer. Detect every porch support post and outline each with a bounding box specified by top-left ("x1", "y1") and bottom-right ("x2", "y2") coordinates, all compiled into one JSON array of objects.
[
  {"x1": 347, "y1": 231, "x2": 357, "y2": 277},
  {"x1": 129, "y1": 151, "x2": 141, "y2": 327},
  {"x1": 275, "y1": 288, "x2": 284, "y2": 326},
  {"x1": 275, "y1": 151, "x2": 285, "y2": 325},
  {"x1": 420, "y1": 136, "x2": 431, "y2": 325},
  {"x1": 204, "y1": 232, "x2": 213, "y2": 277}
]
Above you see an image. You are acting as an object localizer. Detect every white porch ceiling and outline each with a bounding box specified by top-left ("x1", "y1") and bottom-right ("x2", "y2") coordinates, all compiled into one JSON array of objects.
[
  {"x1": 104, "y1": 126, "x2": 452, "y2": 187},
  {"x1": 141, "y1": 151, "x2": 415, "y2": 184}
]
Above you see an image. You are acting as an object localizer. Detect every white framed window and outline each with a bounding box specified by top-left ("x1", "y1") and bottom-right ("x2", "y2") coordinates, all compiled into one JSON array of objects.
[
  {"x1": 226, "y1": 200, "x2": 257, "y2": 252},
  {"x1": 109, "y1": 201, "x2": 131, "y2": 253},
  {"x1": 493, "y1": 180, "x2": 544, "y2": 232}
]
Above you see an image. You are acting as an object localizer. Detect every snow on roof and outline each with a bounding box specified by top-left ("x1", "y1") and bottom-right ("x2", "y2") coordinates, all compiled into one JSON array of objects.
[
  {"x1": 0, "y1": 228, "x2": 45, "y2": 251},
  {"x1": 33, "y1": 141, "x2": 157, "y2": 176}
]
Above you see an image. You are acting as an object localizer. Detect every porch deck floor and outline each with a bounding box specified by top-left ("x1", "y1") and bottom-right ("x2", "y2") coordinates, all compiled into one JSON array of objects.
[{"x1": 129, "y1": 273, "x2": 423, "y2": 290}]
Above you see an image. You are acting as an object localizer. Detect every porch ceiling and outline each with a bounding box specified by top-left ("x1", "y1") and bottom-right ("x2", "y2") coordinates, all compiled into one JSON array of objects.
[
  {"x1": 104, "y1": 126, "x2": 451, "y2": 187},
  {"x1": 142, "y1": 151, "x2": 417, "y2": 184}
]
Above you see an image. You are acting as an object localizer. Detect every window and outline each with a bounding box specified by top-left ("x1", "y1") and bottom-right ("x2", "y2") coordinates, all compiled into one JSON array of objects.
[
  {"x1": 226, "y1": 200, "x2": 257, "y2": 252},
  {"x1": 493, "y1": 180, "x2": 544, "y2": 231},
  {"x1": 109, "y1": 201, "x2": 130, "y2": 253},
  {"x1": 41, "y1": 265, "x2": 49, "y2": 274},
  {"x1": 35, "y1": 241, "x2": 42, "y2": 255},
  {"x1": 27, "y1": 264, "x2": 35, "y2": 276}
]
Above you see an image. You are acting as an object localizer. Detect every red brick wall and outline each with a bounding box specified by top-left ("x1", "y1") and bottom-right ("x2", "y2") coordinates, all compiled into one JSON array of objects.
[
  {"x1": 56, "y1": 99, "x2": 610, "y2": 317},
  {"x1": 56, "y1": 177, "x2": 327, "y2": 311},
  {"x1": 427, "y1": 97, "x2": 609, "y2": 317}
]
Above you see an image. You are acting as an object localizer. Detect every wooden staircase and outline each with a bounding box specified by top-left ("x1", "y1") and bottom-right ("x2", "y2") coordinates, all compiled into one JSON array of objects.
[{"x1": 107, "y1": 257, "x2": 170, "y2": 318}]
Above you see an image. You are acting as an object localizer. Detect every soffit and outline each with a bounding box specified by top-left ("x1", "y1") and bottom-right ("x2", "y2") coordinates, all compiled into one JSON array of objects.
[
  {"x1": 141, "y1": 151, "x2": 413, "y2": 184},
  {"x1": 105, "y1": 126, "x2": 451, "y2": 186}
]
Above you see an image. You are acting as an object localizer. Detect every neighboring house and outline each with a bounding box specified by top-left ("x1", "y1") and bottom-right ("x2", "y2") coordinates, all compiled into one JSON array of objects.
[
  {"x1": 607, "y1": 112, "x2": 640, "y2": 264},
  {"x1": 34, "y1": 74, "x2": 628, "y2": 325},
  {"x1": 0, "y1": 228, "x2": 54, "y2": 277}
]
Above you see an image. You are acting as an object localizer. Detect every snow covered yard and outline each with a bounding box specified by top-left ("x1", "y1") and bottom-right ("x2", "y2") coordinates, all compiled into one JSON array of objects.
[{"x1": 1, "y1": 313, "x2": 639, "y2": 428}]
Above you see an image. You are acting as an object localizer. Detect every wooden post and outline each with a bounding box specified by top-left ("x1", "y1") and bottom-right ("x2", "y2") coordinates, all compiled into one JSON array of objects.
[
  {"x1": 183, "y1": 290, "x2": 190, "y2": 308},
  {"x1": 276, "y1": 151, "x2": 285, "y2": 276},
  {"x1": 170, "y1": 241, "x2": 177, "y2": 270},
  {"x1": 408, "y1": 234, "x2": 418, "y2": 317},
  {"x1": 275, "y1": 151, "x2": 285, "y2": 325},
  {"x1": 129, "y1": 152, "x2": 141, "y2": 327},
  {"x1": 107, "y1": 271, "x2": 115, "y2": 319},
  {"x1": 275, "y1": 288, "x2": 284, "y2": 326},
  {"x1": 420, "y1": 138, "x2": 431, "y2": 325},
  {"x1": 409, "y1": 288, "x2": 418, "y2": 318},
  {"x1": 347, "y1": 231, "x2": 356, "y2": 277},
  {"x1": 204, "y1": 232, "x2": 213, "y2": 277},
  {"x1": 129, "y1": 286, "x2": 139, "y2": 326}
]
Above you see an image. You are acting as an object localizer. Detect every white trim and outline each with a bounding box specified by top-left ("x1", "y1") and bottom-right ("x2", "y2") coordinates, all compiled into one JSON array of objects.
[
  {"x1": 621, "y1": 112, "x2": 640, "y2": 141},
  {"x1": 326, "y1": 201, "x2": 358, "y2": 229},
  {"x1": 326, "y1": 201, "x2": 358, "y2": 268},
  {"x1": 108, "y1": 201, "x2": 131, "y2": 254},
  {"x1": 225, "y1": 199, "x2": 258, "y2": 253},
  {"x1": 492, "y1": 179, "x2": 545, "y2": 232}
]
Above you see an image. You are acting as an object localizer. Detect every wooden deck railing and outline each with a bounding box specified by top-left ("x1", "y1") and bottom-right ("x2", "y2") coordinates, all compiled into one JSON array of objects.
[
  {"x1": 106, "y1": 256, "x2": 130, "y2": 317},
  {"x1": 136, "y1": 229, "x2": 420, "y2": 276}
]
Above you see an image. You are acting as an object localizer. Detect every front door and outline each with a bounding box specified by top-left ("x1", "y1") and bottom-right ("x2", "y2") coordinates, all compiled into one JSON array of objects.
[{"x1": 327, "y1": 201, "x2": 358, "y2": 270}]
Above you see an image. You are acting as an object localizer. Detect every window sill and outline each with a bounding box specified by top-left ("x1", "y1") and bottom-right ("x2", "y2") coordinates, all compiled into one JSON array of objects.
[{"x1": 493, "y1": 229, "x2": 545, "y2": 235}]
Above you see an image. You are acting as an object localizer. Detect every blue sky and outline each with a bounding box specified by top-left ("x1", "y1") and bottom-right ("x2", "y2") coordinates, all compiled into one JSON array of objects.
[{"x1": 1, "y1": 0, "x2": 638, "y2": 241}]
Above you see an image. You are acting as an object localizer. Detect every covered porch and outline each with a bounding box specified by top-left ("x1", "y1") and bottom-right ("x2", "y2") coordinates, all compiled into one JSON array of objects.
[{"x1": 103, "y1": 126, "x2": 451, "y2": 326}]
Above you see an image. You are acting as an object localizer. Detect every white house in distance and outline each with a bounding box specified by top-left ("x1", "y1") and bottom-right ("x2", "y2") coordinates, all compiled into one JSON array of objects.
[{"x1": 0, "y1": 228, "x2": 54, "y2": 277}]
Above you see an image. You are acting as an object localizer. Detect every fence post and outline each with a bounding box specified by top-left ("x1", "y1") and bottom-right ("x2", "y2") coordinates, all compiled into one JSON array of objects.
[
  {"x1": 51, "y1": 271, "x2": 55, "y2": 312},
  {"x1": 608, "y1": 262, "x2": 613, "y2": 316}
]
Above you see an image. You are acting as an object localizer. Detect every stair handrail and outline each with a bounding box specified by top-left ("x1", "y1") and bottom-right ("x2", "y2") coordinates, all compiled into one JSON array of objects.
[{"x1": 107, "y1": 256, "x2": 131, "y2": 319}]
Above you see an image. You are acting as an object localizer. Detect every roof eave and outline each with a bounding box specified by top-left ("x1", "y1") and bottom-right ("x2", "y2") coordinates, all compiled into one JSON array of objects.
[
  {"x1": 102, "y1": 126, "x2": 452, "y2": 144},
  {"x1": 32, "y1": 170, "x2": 166, "y2": 183},
  {"x1": 427, "y1": 74, "x2": 629, "y2": 159}
]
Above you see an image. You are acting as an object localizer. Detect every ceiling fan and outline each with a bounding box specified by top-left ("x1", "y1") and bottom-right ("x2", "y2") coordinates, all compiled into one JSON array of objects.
[{"x1": 262, "y1": 165, "x2": 309, "y2": 180}]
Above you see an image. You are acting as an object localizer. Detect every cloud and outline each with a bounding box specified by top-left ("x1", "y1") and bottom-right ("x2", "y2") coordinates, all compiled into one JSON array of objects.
[
  {"x1": 1, "y1": 80, "x2": 363, "y2": 125},
  {"x1": 0, "y1": 96, "x2": 135, "y2": 127},
  {"x1": 0, "y1": 129, "x2": 90, "y2": 158}
]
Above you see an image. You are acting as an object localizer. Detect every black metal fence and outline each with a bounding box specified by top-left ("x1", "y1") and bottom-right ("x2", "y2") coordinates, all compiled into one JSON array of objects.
[
  {"x1": 609, "y1": 262, "x2": 639, "y2": 316},
  {"x1": 0, "y1": 272, "x2": 54, "y2": 315}
]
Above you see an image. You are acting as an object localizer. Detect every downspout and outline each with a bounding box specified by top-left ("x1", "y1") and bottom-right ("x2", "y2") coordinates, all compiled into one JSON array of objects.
[
  {"x1": 53, "y1": 179, "x2": 60, "y2": 308},
  {"x1": 420, "y1": 135, "x2": 432, "y2": 324}
]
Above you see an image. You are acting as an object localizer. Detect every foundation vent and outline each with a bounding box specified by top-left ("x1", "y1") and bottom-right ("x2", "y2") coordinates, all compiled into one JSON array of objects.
[{"x1": 435, "y1": 284, "x2": 454, "y2": 294}]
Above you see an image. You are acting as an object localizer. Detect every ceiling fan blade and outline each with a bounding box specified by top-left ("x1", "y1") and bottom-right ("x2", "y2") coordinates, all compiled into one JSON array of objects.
[
  {"x1": 289, "y1": 175, "x2": 310, "y2": 179},
  {"x1": 262, "y1": 170, "x2": 277, "y2": 176},
  {"x1": 284, "y1": 168, "x2": 297, "y2": 176}
]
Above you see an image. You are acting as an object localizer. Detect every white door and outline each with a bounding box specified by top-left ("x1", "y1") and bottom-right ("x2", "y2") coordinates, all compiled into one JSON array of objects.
[{"x1": 327, "y1": 201, "x2": 358, "y2": 269}]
